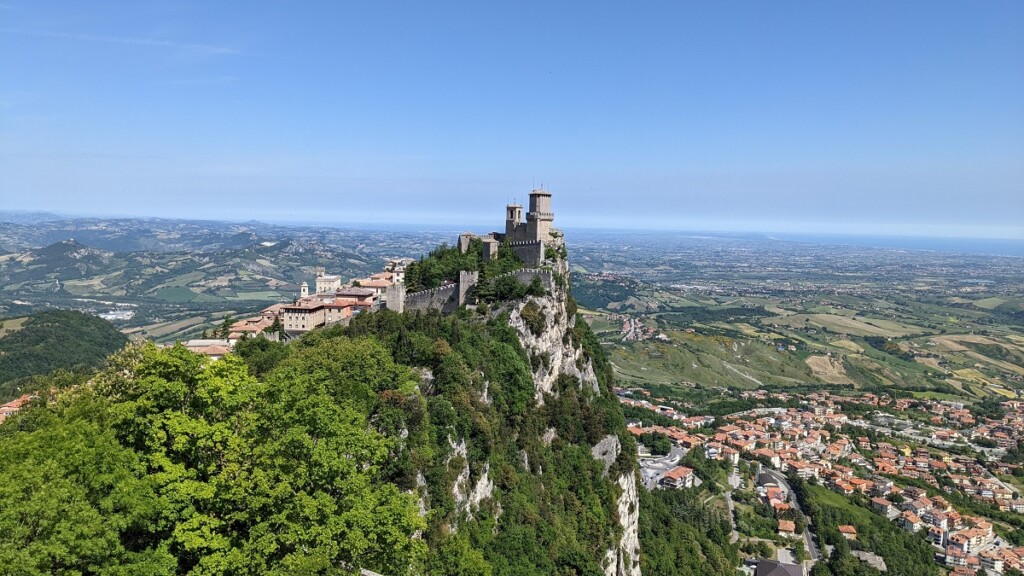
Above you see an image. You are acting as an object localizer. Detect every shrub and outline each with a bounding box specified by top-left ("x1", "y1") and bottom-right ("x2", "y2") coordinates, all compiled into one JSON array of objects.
[{"x1": 520, "y1": 302, "x2": 546, "y2": 336}]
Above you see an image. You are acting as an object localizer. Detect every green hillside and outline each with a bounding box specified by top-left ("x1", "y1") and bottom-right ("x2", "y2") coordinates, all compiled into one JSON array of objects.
[
  {"x1": 0, "y1": 310, "x2": 128, "y2": 402},
  {"x1": 0, "y1": 249, "x2": 739, "y2": 575}
]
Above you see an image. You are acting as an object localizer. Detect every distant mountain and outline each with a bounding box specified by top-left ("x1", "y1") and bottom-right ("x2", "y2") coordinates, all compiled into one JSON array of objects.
[
  {"x1": 0, "y1": 211, "x2": 64, "y2": 224},
  {"x1": 0, "y1": 237, "x2": 375, "y2": 314},
  {"x1": 0, "y1": 310, "x2": 128, "y2": 402},
  {"x1": 0, "y1": 215, "x2": 459, "y2": 337}
]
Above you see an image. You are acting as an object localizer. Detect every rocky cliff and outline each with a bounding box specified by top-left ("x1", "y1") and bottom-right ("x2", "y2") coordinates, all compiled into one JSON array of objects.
[{"x1": 508, "y1": 258, "x2": 642, "y2": 576}]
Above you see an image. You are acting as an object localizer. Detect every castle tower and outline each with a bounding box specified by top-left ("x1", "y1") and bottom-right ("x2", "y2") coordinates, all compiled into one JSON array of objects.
[
  {"x1": 526, "y1": 189, "x2": 554, "y2": 241},
  {"x1": 505, "y1": 203, "x2": 524, "y2": 239}
]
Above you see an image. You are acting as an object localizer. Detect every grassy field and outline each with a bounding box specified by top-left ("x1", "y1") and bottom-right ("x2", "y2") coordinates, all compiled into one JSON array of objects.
[
  {"x1": 806, "y1": 485, "x2": 875, "y2": 525},
  {"x1": 132, "y1": 316, "x2": 207, "y2": 339},
  {"x1": 151, "y1": 270, "x2": 207, "y2": 289},
  {"x1": 0, "y1": 317, "x2": 27, "y2": 338},
  {"x1": 767, "y1": 313, "x2": 925, "y2": 338},
  {"x1": 607, "y1": 331, "x2": 815, "y2": 390},
  {"x1": 153, "y1": 286, "x2": 198, "y2": 303},
  {"x1": 230, "y1": 291, "x2": 284, "y2": 300},
  {"x1": 805, "y1": 354, "x2": 853, "y2": 385},
  {"x1": 973, "y1": 297, "x2": 1007, "y2": 310},
  {"x1": 582, "y1": 273, "x2": 1024, "y2": 399}
]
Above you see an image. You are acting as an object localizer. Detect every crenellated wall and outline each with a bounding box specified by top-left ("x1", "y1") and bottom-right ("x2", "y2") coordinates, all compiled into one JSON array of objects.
[
  {"x1": 397, "y1": 268, "x2": 554, "y2": 315},
  {"x1": 507, "y1": 240, "x2": 545, "y2": 267},
  {"x1": 403, "y1": 284, "x2": 459, "y2": 314}
]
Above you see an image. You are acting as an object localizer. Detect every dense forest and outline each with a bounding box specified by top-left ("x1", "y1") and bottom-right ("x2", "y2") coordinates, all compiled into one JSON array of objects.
[
  {"x1": 0, "y1": 310, "x2": 128, "y2": 402},
  {"x1": 402, "y1": 239, "x2": 524, "y2": 292}
]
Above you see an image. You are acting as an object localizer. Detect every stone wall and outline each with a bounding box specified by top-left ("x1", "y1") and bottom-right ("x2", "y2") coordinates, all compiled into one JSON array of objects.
[
  {"x1": 397, "y1": 268, "x2": 553, "y2": 316},
  {"x1": 505, "y1": 268, "x2": 553, "y2": 290},
  {"x1": 508, "y1": 240, "x2": 545, "y2": 267},
  {"x1": 403, "y1": 284, "x2": 459, "y2": 314}
]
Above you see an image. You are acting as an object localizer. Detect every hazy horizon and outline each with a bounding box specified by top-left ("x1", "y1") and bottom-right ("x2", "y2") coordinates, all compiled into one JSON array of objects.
[{"x1": 5, "y1": 207, "x2": 1024, "y2": 249}]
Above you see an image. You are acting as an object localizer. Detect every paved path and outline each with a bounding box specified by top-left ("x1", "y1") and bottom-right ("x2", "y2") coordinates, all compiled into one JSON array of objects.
[
  {"x1": 639, "y1": 445, "x2": 686, "y2": 490},
  {"x1": 763, "y1": 469, "x2": 821, "y2": 561},
  {"x1": 724, "y1": 489, "x2": 740, "y2": 543}
]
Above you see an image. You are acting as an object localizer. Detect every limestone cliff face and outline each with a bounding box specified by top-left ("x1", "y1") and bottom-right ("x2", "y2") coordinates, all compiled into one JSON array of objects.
[
  {"x1": 508, "y1": 287, "x2": 598, "y2": 402},
  {"x1": 507, "y1": 258, "x2": 642, "y2": 576}
]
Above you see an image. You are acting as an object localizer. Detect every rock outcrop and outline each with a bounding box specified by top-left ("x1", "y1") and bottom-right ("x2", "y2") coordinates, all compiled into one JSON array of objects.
[
  {"x1": 507, "y1": 258, "x2": 642, "y2": 576},
  {"x1": 508, "y1": 262, "x2": 598, "y2": 402}
]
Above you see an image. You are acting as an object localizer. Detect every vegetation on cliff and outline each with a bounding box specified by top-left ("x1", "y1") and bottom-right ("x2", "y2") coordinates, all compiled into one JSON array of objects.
[
  {"x1": 403, "y1": 239, "x2": 522, "y2": 292},
  {"x1": 0, "y1": 295, "x2": 636, "y2": 575}
]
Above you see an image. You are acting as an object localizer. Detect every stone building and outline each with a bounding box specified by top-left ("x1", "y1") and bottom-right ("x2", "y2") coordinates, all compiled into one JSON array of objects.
[
  {"x1": 504, "y1": 188, "x2": 557, "y2": 244},
  {"x1": 314, "y1": 267, "x2": 342, "y2": 294},
  {"x1": 458, "y1": 188, "x2": 562, "y2": 267}
]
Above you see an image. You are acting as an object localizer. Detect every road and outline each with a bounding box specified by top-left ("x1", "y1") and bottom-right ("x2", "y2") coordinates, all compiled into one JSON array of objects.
[
  {"x1": 725, "y1": 465, "x2": 740, "y2": 543},
  {"x1": 763, "y1": 469, "x2": 821, "y2": 561},
  {"x1": 639, "y1": 445, "x2": 686, "y2": 490}
]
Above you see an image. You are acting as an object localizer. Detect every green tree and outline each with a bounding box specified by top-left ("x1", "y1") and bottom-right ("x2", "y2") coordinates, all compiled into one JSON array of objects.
[
  {"x1": 217, "y1": 315, "x2": 233, "y2": 339},
  {"x1": 233, "y1": 335, "x2": 289, "y2": 376}
]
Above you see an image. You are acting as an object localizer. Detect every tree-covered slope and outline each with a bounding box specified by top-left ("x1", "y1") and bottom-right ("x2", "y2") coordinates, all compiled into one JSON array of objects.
[
  {"x1": 0, "y1": 342, "x2": 424, "y2": 574},
  {"x1": 0, "y1": 310, "x2": 128, "y2": 401},
  {"x1": 0, "y1": 244, "x2": 741, "y2": 576}
]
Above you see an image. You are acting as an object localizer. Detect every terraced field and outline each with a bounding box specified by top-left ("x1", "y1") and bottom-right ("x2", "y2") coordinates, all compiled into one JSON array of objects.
[{"x1": 579, "y1": 267, "x2": 1024, "y2": 400}]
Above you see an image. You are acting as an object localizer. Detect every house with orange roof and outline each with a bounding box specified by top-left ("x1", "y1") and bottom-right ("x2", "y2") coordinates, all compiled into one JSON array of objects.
[
  {"x1": 777, "y1": 519, "x2": 796, "y2": 538},
  {"x1": 838, "y1": 525, "x2": 858, "y2": 540},
  {"x1": 0, "y1": 395, "x2": 32, "y2": 425},
  {"x1": 899, "y1": 511, "x2": 923, "y2": 532},
  {"x1": 660, "y1": 465, "x2": 696, "y2": 489}
]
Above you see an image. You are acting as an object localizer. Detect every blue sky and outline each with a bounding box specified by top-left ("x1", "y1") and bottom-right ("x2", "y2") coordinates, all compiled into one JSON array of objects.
[{"x1": 2, "y1": 1, "x2": 1022, "y2": 238}]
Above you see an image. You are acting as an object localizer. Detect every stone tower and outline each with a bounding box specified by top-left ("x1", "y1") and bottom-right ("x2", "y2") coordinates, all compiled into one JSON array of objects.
[
  {"x1": 526, "y1": 188, "x2": 554, "y2": 242},
  {"x1": 505, "y1": 203, "x2": 524, "y2": 239},
  {"x1": 300, "y1": 281, "x2": 309, "y2": 298}
]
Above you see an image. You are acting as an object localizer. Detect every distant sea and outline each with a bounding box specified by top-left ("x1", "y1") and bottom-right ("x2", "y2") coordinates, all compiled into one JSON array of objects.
[{"x1": 767, "y1": 233, "x2": 1024, "y2": 258}]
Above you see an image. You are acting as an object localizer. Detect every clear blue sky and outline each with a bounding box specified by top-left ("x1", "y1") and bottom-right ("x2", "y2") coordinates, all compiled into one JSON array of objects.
[{"x1": 2, "y1": 1, "x2": 1022, "y2": 238}]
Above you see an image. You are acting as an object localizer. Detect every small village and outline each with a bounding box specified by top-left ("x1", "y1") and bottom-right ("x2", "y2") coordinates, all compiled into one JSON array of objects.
[
  {"x1": 175, "y1": 258, "x2": 413, "y2": 359},
  {"x1": 618, "y1": 386, "x2": 1024, "y2": 575}
]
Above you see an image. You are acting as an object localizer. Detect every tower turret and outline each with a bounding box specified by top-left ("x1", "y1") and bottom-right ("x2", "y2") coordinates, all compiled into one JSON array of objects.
[
  {"x1": 526, "y1": 188, "x2": 554, "y2": 241},
  {"x1": 505, "y1": 203, "x2": 524, "y2": 239}
]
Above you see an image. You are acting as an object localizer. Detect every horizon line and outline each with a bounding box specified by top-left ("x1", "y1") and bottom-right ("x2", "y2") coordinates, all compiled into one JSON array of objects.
[{"x1": 2, "y1": 208, "x2": 1023, "y2": 242}]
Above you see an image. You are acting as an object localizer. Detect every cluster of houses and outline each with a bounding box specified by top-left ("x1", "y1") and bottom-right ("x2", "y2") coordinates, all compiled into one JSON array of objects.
[
  {"x1": 0, "y1": 394, "x2": 30, "y2": 425},
  {"x1": 619, "y1": 388, "x2": 1024, "y2": 575},
  {"x1": 612, "y1": 314, "x2": 661, "y2": 342},
  {"x1": 281, "y1": 261, "x2": 411, "y2": 334},
  {"x1": 616, "y1": 386, "x2": 716, "y2": 428},
  {"x1": 180, "y1": 259, "x2": 413, "y2": 359}
]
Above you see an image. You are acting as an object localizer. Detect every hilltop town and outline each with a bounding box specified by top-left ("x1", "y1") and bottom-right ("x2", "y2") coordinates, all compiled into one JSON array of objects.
[{"x1": 174, "y1": 189, "x2": 565, "y2": 357}]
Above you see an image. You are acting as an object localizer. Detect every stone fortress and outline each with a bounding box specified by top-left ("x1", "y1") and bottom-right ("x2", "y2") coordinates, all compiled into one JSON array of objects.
[
  {"x1": 388, "y1": 188, "x2": 563, "y2": 314},
  {"x1": 274, "y1": 190, "x2": 562, "y2": 333},
  {"x1": 458, "y1": 188, "x2": 561, "y2": 268}
]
